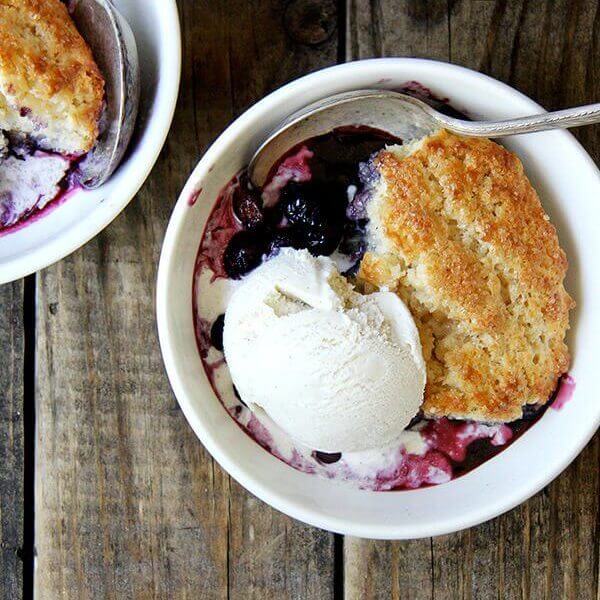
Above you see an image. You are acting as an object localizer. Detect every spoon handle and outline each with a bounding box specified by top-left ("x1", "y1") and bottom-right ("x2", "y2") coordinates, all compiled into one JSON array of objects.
[{"x1": 441, "y1": 103, "x2": 600, "y2": 137}]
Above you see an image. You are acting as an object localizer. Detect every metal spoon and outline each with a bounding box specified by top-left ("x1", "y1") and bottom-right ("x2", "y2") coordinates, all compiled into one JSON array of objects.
[
  {"x1": 70, "y1": 0, "x2": 140, "y2": 189},
  {"x1": 248, "y1": 89, "x2": 600, "y2": 188}
]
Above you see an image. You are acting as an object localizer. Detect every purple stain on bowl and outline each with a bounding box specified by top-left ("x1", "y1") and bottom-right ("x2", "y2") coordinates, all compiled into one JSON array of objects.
[
  {"x1": 552, "y1": 374, "x2": 576, "y2": 410},
  {"x1": 188, "y1": 188, "x2": 202, "y2": 206}
]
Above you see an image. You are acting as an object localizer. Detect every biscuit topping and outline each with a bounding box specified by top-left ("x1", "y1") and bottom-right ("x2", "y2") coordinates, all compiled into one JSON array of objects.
[{"x1": 359, "y1": 130, "x2": 573, "y2": 421}]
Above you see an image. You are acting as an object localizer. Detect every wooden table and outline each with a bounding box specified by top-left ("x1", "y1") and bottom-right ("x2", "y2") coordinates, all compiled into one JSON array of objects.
[{"x1": 1, "y1": 1, "x2": 598, "y2": 598}]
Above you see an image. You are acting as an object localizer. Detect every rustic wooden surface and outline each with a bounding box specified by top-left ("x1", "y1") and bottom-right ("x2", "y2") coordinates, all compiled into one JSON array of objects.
[
  {"x1": 0, "y1": 0, "x2": 598, "y2": 599},
  {"x1": 0, "y1": 281, "x2": 25, "y2": 600}
]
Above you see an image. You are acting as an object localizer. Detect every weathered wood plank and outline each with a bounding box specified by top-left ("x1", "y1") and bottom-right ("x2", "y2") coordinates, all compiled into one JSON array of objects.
[
  {"x1": 345, "y1": 537, "x2": 434, "y2": 600},
  {"x1": 345, "y1": 2, "x2": 599, "y2": 599},
  {"x1": 227, "y1": 486, "x2": 335, "y2": 599},
  {"x1": 0, "y1": 281, "x2": 24, "y2": 600},
  {"x1": 34, "y1": 1, "x2": 336, "y2": 598},
  {"x1": 347, "y1": 0, "x2": 450, "y2": 60},
  {"x1": 345, "y1": 3, "x2": 449, "y2": 600}
]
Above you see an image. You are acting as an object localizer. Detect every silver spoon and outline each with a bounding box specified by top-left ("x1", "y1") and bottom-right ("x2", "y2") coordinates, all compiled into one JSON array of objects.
[
  {"x1": 70, "y1": 0, "x2": 140, "y2": 189},
  {"x1": 248, "y1": 89, "x2": 600, "y2": 188}
]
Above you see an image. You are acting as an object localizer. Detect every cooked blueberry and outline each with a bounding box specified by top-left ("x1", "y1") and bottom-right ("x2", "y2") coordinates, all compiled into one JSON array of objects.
[
  {"x1": 305, "y1": 222, "x2": 343, "y2": 256},
  {"x1": 223, "y1": 230, "x2": 268, "y2": 279},
  {"x1": 232, "y1": 185, "x2": 263, "y2": 229},
  {"x1": 314, "y1": 451, "x2": 342, "y2": 464},
  {"x1": 280, "y1": 183, "x2": 347, "y2": 247},
  {"x1": 305, "y1": 205, "x2": 329, "y2": 230},
  {"x1": 263, "y1": 203, "x2": 285, "y2": 228},
  {"x1": 6, "y1": 134, "x2": 35, "y2": 158},
  {"x1": 269, "y1": 228, "x2": 304, "y2": 253},
  {"x1": 210, "y1": 314, "x2": 225, "y2": 351},
  {"x1": 281, "y1": 183, "x2": 322, "y2": 227},
  {"x1": 338, "y1": 220, "x2": 367, "y2": 258}
]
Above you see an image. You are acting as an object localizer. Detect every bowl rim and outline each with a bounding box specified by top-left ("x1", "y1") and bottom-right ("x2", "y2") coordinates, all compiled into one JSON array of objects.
[
  {"x1": 0, "y1": 0, "x2": 182, "y2": 284},
  {"x1": 157, "y1": 57, "x2": 600, "y2": 539}
]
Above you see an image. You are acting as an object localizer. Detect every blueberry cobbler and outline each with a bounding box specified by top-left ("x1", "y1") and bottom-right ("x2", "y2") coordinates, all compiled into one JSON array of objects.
[
  {"x1": 0, "y1": 0, "x2": 104, "y2": 231},
  {"x1": 193, "y1": 86, "x2": 574, "y2": 491}
]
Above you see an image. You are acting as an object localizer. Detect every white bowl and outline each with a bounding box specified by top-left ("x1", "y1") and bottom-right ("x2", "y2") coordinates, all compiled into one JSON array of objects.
[
  {"x1": 0, "y1": 0, "x2": 181, "y2": 284},
  {"x1": 157, "y1": 58, "x2": 600, "y2": 539}
]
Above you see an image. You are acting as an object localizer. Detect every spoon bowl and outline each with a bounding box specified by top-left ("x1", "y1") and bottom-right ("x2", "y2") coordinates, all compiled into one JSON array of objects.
[
  {"x1": 248, "y1": 89, "x2": 600, "y2": 188},
  {"x1": 71, "y1": 0, "x2": 140, "y2": 189}
]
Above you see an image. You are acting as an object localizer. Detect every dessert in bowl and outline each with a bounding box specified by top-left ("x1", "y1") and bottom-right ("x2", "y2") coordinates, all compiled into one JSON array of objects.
[
  {"x1": 0, "y1": 0, "x2": 104, "y2": 230},
  {"x1": 0, "y1": 0, "x2": 180, "y2": 284},
  {"x1": 158, "y1": 59, "x2": 600, "y2": 538}
]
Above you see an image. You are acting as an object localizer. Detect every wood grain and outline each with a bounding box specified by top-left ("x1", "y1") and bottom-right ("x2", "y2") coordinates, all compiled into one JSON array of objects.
[
  {"x1": 347, "y1": 0, "x2": 450, "y2": 60},
  {"x1": 33, "y1": 0, "x2": 337, "y2": 598},
  {"x1": 7, "y1": 0, "x2": 596, "y2": 598},
  {"x1": 0, "y1": 281, "x2": 24, "y2": 600},
  {"x1": 345, "y1": 1, "x2": 599, "y2": 599}
]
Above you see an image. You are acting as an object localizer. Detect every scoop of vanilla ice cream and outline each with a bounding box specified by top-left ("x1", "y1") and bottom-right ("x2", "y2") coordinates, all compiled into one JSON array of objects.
[{"x1": 223, "y1": 248, "x2": 426, "y2": 453}]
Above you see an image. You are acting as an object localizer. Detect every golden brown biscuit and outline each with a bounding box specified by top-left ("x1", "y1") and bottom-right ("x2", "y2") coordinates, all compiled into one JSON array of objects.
[
  {"x1": 359, "y1": 130, "x2": 573, "y2": 422},
  {"x1": 0, "y1": 0, "x2": 104, "y2": 154}
]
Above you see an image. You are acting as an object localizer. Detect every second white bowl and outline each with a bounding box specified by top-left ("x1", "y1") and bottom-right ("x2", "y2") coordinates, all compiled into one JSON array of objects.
[{"x1": 0, "y1": 0, "x2": 181, "y2": 284}]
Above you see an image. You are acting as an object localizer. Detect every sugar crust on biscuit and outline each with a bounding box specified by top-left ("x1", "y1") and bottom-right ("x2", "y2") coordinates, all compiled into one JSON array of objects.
[{"x1": 359, "y1": 130, "x2": 573, "y2": 422}]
